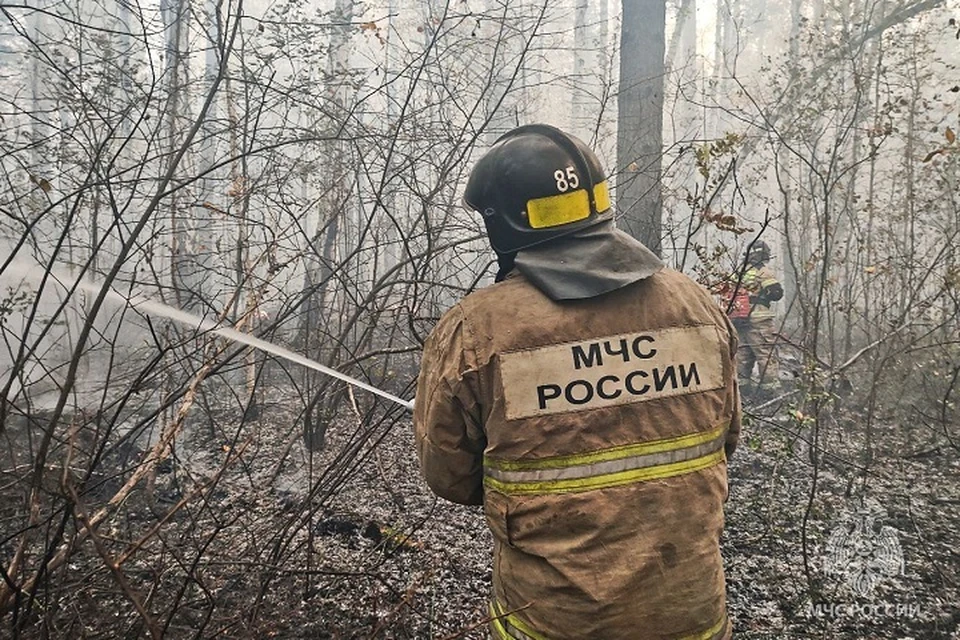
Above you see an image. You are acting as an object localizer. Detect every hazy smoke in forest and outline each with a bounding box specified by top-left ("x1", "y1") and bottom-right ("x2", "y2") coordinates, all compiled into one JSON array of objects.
[{"x1": 3, "y1": 259, "x2": 416, "y2": 411}]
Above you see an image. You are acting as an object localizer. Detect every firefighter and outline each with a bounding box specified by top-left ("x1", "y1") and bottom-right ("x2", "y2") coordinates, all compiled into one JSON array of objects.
[
  {"x1": 413, "y1": 124, "x2": 741, "y2": 640},
  {"x1": 721, "y1": 240, "x2": 783, "y2": 397}
]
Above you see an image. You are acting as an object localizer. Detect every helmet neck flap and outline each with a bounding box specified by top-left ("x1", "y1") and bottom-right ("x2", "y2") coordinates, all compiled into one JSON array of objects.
[{"x1": 513, "y1": 219, "x2": 664, "y2": 301}]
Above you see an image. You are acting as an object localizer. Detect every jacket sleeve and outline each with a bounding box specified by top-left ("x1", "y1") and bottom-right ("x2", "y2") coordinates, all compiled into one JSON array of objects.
[
  {"x1": 413, "y1": 304, "x2": 486, "y2": 505},
  {"x1": 723, "y1": 314, "x2": 742, "y2": 459},
  {"x1": 757, "y1": 266, "x2": 783, "y2": 303}
]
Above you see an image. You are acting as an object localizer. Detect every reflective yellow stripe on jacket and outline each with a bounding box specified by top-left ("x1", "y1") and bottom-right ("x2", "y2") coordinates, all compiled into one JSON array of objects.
[
  {"x1": 743, "y1": 267, "x2": 777, "y2": 319},
  {"x1": 490, "y1": 601, "x2": 547, "y2": 640},
  {"x1": 483, "y1": 425, "x2": 726, "y2": 496},
  {"x1": 490, "y1": 599, "x2": 729, "y2": 640}
]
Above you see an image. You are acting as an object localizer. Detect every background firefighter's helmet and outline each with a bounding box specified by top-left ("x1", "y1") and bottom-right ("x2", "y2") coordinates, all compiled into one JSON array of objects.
[
  {"x1": 463, "y1": 124, "x2": 613, "y2": 254},
  {"x1": 746, "y1": 240, "x2": 772, "y2": 266}
]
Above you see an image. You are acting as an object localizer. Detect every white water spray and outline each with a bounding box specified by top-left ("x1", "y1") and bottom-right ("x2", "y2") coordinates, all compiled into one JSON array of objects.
[{"x1": 5, "y1": 259, "x2": 415, "y2": 411}]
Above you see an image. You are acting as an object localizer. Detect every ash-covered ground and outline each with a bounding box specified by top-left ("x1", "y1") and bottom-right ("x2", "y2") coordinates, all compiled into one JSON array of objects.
[
  {"x1": 2, "y1": 387, "x2": 958, "y2": 639},
  {"x1": 196, "y1": 391, "x2": 960, "y2": 639}
]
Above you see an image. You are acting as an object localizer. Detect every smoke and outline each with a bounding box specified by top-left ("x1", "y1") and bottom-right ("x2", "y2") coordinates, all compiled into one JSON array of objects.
[{"x1": 1, "y1": 258, "x2": 414, "y2": 411}]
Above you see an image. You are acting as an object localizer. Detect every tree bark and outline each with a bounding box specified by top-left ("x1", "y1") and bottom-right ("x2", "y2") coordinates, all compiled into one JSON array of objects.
[{"x1": 616, "y1": 0, "x2": 666, "y2": 256}]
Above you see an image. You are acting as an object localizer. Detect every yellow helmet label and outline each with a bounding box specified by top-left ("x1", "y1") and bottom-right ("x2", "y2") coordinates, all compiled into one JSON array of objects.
[
  {"x1": 594, "y1": 180, "x2": 611, "y2": 212},
  {"x1": 526, "y1": 181, "x2": 611, "y2": 229}
]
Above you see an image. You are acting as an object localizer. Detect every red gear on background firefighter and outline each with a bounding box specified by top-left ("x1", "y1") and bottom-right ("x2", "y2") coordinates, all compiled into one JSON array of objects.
[
  {"x1": 414, "y1": 125, "x2": 740, "y2": 640},
  {"x1": 717, "y1": 240, "x2": 783, "y2": 396}
]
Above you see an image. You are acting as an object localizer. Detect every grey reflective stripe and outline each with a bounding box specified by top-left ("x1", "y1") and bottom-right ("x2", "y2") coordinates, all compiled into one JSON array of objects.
[
  {"x1": 491, "y1": 618, "x2": 540, "y2": 640},
  {"x1": 485, "y1": 433, "x2": 725, "y2": 484},
  {"x1": 484, "y1": 425, "x2": 727, "y2": 496}
]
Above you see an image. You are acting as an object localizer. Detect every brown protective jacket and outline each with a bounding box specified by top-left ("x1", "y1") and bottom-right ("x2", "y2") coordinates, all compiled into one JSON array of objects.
[{"x1": 414, "y1": 269, "x2": 741, "y2": 640}]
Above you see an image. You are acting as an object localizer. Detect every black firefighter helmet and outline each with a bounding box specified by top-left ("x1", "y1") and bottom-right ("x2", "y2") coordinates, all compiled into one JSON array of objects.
[
  {"x1": 746, "y1": 239, "x2": 772, "y2": 266},
  {"x1": 463, "y1": 124, "x2": 613, "y2": 255}
]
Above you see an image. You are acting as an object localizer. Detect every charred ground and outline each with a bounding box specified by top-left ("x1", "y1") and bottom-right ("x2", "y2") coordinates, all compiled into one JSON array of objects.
[{"x1": 2, "y1": 382, "x2": 958, "y2": 639}]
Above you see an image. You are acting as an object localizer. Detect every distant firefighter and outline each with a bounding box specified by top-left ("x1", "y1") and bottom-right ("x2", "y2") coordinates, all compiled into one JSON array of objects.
[
  {"x1": 414, "y1": 124, "x2": 740, "y2": 639},
  {"x1": 719, "y1": 240, "x2": 783, "y2": 396}
]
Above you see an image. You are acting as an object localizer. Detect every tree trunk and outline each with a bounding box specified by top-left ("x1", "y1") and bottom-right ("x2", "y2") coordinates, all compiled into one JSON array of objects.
[
  {"x1": 484, "y1": 0, "x2": 526, "y2": 143},
  {"x1": 572, "y1": 0, "x2": 590, "y2": 132},
  {"x1": 572, "y1": 0, "x2": 609, "y2": 139},
  {"x1": 778, "y1": 0, "x2": 803, "y2": 335},
  {"x1": 616, "y1": 0, "x2": 666, "y2": 256},
  {"x1": 161, "y1": 0, "x2": 197, "y2": 309}
]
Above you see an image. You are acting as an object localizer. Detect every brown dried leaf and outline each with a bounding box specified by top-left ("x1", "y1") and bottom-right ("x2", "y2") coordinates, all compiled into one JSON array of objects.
[{"x1": 28, "y1": 174, "x2": 52, "y2": 192}]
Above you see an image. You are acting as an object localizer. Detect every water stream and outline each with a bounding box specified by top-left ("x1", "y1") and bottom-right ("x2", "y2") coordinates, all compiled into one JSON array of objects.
[{"x1": 4, "y1": 259, "x2": 415, "y2": 411}]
